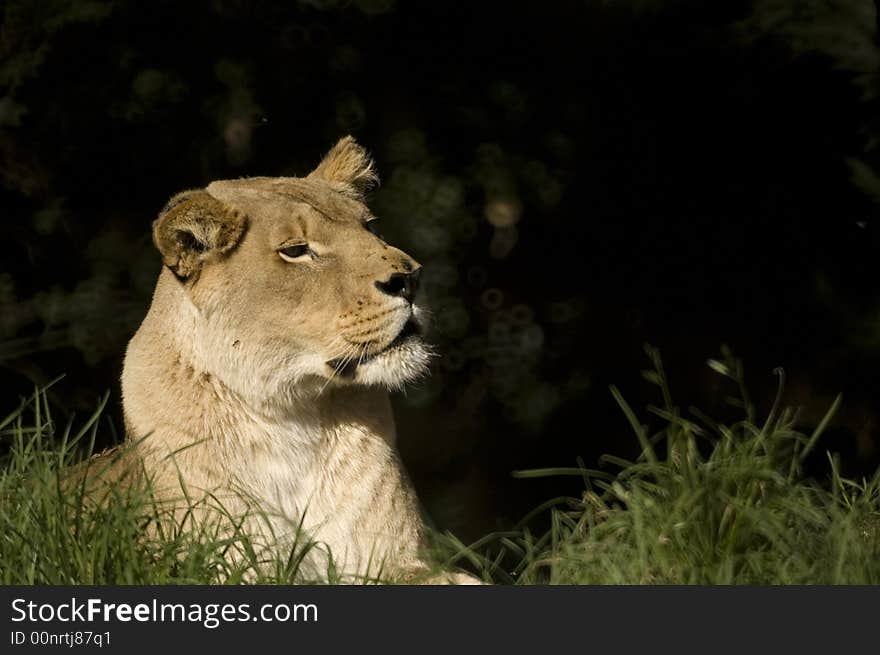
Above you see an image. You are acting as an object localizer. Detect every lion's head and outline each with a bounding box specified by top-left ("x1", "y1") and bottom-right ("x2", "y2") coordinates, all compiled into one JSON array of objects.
[{"x1": 150, "y1": 136, "x2": 430, "y2": 403}]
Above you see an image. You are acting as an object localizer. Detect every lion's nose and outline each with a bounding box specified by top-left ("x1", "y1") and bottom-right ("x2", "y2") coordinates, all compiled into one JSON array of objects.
[{"x1": 375, "y1": 268, "x2": 421, "y2": 303}]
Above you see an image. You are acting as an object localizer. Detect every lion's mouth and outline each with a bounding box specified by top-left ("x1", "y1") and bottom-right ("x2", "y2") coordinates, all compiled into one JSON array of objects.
[{"x1": 326, "y1": 319, "x2": 421, "y2": 378}]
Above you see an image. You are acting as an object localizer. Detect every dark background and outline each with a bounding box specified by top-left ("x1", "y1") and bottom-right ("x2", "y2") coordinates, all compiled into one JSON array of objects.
[{"x1": 2, "y1": 0, "x2": 879, "y2": 541}]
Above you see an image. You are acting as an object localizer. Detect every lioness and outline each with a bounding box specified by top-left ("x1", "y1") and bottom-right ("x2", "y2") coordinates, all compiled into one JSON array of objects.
[{"x1": 117, "y1": 136, "x2": 477, "y2": 584}]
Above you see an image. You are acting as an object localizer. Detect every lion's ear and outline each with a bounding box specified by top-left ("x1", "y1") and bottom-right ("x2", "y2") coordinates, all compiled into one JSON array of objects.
[
  {"x1": 152, "y1": 190, "x2": 248, "y2": 281},
  {"x1": 308, "y1": 136, "x2": 378, "y2": 196}
]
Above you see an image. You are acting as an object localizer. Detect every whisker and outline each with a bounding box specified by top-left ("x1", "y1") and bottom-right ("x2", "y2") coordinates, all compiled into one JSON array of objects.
[
  {"x1": 318, "y1": 361, "x2": 343, "y2": 396},
  {"x1": 318, "y1": 341, "x2": 358, "y2": 396}
]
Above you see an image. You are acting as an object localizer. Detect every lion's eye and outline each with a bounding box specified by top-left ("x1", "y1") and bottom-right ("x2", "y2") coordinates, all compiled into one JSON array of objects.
[
  {"x1": 365, "y1": 220, "x2": 383, "y2": 239},
  {"x1": 278, "y1": 244, "x2": 311, "y2": 262}
]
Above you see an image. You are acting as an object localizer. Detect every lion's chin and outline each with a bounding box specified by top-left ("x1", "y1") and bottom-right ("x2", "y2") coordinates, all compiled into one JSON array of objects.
[
  {"x1": 323, "y1": 312, "x2": 432, "y2": 390},
  {"x1": 355, "y1": 336, "x2": 432, "y2": 389},
  {"x1": 324, "y1": 330, "x2": 432, "y2": 390}
]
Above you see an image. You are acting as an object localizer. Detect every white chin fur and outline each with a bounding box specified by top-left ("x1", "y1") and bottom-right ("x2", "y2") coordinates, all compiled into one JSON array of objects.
[{"x1": 353, "y1": 338, "x2": 432, "y2": 389}]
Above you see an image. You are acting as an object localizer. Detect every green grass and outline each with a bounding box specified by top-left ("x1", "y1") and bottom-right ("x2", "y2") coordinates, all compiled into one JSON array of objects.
[
  {"x1": 449, "y1": 347, "x2": 880, "y2": 584},
  {"x1": 0, "y1": 384, "x2": 342, "y2": 585},
  {"x1": 2, "y1": 349, "x2": 879, "y2": 585}
]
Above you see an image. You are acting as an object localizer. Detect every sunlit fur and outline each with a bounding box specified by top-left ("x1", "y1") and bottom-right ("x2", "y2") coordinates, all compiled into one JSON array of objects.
[{"x1": 116, "y1": 137, "x2": 479, "y2": 584}]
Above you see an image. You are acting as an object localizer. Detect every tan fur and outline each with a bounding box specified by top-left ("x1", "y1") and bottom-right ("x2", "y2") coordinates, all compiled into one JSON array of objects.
[
  {"x1": 116, "y1": 137, "x2": 478, "y2": 584},
  {"x1": 308, "y1": 135, "x2": 378, "y2": 197}
]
